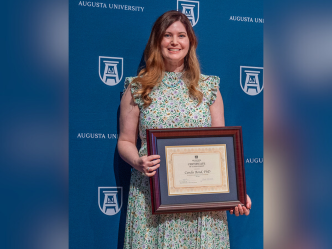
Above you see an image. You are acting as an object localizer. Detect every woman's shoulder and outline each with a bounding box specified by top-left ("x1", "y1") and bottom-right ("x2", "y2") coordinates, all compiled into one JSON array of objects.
[
  {"x1": 123, "y1": 76, "x2": 143, "y2": 107},
  {"x1": 123, "y1": 76, "x2": 140, "y2": 91},
  {"x1": 199, "y1": 74, "x2": 220, "y2": 89}
]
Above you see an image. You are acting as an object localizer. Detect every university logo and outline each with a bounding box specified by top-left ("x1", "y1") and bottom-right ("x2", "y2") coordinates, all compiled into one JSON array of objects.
[
  {"x1": 177, "y1": 0, "x2": 199, "y2": 27},
  {"x1": 98, "y1": 187, "x2": 122, "y2": 215},
  {"x1": 99, "y1": 56, "x2": 123, "y2": 86},
  {"x1": 240, "y1": 66, "x2": 264, "y2": 96}
]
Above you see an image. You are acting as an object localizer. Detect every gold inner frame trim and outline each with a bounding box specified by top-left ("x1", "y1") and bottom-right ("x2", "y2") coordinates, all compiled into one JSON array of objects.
[{"x1": 165, "y1": 144, "x2": 230, "y2": 196}]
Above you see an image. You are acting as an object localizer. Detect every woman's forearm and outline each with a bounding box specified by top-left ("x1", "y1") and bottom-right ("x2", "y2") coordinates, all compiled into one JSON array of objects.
[{"x1": 117, "y1": 140, "x2": 140, "y2": 170}]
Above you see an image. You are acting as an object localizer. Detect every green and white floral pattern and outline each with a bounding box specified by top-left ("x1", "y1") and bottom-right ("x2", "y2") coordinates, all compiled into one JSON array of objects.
[{"x1": 123, "y1": 72, "x2": 230, "y2": 249}]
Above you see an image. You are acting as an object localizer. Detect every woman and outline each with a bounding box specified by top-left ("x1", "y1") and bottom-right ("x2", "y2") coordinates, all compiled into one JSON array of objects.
[{"x1": 118, "y1": 10, "x2": 251, "y2": 248}]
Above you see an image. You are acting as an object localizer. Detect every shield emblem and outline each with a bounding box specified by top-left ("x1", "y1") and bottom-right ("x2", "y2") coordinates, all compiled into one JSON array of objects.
[
  {"x1": 177, "y1": 0, "x2": 200, "y2": 27},
  {"x1": 240, "y1": 66, "x2": 264, "y2": 96},
  {"x1": 98, "y1": 187, "x2": 123, "y2": 215},
  {"x1": 99, "y1": 56, "x2": 123, "y2": 86}
]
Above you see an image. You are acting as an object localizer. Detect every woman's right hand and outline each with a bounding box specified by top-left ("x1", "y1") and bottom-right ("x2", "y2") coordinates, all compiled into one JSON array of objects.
[{"x1": 135, "y1": 155, "x2": 160, "y2": 177}]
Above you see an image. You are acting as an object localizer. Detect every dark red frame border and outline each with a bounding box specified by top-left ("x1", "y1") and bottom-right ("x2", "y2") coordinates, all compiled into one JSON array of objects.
[{"x1": 146, "y1": 126, "x2": 246, "y2": 215}]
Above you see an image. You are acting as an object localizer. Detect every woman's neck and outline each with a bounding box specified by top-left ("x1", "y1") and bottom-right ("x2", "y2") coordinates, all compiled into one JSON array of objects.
[{"x1": 164, "y1": 60, "x2": 184, "y2": 72}]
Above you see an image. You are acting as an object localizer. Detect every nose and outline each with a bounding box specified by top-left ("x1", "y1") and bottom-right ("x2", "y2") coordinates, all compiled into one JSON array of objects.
[{"x1": 171, "y1": 37, "x2": 179, "y2": 46}]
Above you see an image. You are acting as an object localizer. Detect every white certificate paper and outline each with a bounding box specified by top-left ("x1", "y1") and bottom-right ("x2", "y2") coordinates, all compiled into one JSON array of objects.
[{"x1": 165, "y1": 145, "x2": 230, "y2": 196}]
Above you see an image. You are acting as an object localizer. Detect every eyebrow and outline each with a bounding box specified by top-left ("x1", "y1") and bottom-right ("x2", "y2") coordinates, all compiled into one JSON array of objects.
[{"x1": 164, "y1": 31, "x2": 187, "y2": 34}]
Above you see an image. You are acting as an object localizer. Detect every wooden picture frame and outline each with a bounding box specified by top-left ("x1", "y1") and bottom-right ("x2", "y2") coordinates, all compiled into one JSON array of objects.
[{"x1": 147, "y1": 126, "x2": 247, "y2": 214}]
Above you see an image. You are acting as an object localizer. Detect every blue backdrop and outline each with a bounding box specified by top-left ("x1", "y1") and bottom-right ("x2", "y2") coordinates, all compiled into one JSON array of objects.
[{"x1": 69, "y1": 0, "x2": 263, "y2": 248}]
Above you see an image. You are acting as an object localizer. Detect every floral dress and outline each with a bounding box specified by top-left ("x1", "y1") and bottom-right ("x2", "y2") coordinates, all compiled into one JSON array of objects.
[{"x1": 123, "y1": 72, "x2": 230, "y2": 249}]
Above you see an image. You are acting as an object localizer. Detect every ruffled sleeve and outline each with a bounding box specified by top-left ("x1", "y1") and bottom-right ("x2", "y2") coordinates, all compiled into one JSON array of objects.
[
  {"x1": 123, "y1": 77, "x2": 143, "y2": 108},
  {"x1": 200, "y1": 75, "x2": 220, "y2": 106}
]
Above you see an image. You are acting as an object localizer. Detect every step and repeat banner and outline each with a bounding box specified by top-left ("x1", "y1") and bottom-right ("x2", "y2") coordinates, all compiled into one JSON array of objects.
[{"x1": 69, "y1": 0, "x2": 263, "y2": 248}]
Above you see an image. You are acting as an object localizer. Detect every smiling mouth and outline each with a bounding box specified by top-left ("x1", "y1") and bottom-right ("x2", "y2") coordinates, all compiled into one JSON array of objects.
[{"x1": 168, "y1": 48, "x2": 181, "y2": 51}]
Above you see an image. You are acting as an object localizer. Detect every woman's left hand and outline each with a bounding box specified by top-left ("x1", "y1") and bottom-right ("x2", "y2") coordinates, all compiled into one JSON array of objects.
[{"x1": 229, "y1": 195, "x2": 251, "y2": 216}]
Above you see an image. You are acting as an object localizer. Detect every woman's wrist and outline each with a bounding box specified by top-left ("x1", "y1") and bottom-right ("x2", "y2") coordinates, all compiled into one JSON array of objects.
[{"x1": 131, "y1": 156, "x2": 141, "y2": 170}]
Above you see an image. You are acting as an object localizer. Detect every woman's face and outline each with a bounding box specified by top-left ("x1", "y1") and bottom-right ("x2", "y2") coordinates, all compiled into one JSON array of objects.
[{"x1": 161, "y1": 21, "x2": 190, "y2": 66}]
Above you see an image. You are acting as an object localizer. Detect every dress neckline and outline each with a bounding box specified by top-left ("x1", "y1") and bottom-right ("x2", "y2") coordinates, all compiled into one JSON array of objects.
[{"x1": 162, "y1": 71, "x2": 183, "y2": 88}]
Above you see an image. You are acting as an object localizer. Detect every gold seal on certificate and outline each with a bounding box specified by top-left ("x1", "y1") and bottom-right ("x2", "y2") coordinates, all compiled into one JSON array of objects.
[{"x1": 165, "y1": 144, "x2": 230, "y2": 196}]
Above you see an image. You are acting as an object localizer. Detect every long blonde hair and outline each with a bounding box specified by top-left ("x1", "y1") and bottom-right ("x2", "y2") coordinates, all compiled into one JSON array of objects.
[{"x1": 132, "y1": 10, "x2": 203, "y2": 108}]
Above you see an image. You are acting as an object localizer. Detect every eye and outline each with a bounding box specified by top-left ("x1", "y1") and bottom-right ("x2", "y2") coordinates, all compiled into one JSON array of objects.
[
  {"x1": 164, "y1": 34, "x2": 171, "y2": 37},
  {"x1": 179, "y1": 34, "x2": 187, "y2": 38}
]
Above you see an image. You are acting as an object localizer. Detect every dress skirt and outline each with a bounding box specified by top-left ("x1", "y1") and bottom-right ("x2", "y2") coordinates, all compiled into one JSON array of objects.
[{"x1": 124, "y1": 169, "x2": 230, "y2": 249}]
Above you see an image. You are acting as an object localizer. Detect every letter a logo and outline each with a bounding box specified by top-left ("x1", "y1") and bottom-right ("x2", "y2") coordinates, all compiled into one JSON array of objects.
[
  {"x1": 99, "y1": 56, "x2": 123, "y2": 86},
  {"x1": 177, "y1": 0, "x2": 200, "y2": 27},
  {"x1": 98, "y1": 187, "x2": 123, "y2": 215},
  {"x1": 240, "y1": 66, "x2": 264, "y2": 96}
]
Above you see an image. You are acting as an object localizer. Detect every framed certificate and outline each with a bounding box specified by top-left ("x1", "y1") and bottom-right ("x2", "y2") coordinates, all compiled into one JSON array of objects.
[{"x1": 146, "y1": 126, "x2": 246, "y2": 214}]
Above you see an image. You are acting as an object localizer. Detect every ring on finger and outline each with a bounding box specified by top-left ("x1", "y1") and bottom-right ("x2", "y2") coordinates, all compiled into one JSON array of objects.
[{"x1": 147, "y1": 167, "x2": 150, "y2": 172}]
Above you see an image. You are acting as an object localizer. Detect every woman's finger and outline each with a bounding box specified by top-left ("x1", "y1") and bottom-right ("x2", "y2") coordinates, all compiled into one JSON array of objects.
[
  {"x1": 229, "y1": 209, "x2": 234, "y2": 215},
  {"x1": 238, "y1": 205, "x2": 244, "y2": 215},
  {"x1": 144, "y1": 164, "x2": 160, "y2": 176},
  {"x1": 246, "y1": 195, "x2": 252, "y2": 209},
  {"x1": 148, "y1": 164, "x2": 160, "y2": 171},
  {"x1": 243, "y1": 206, "x2": 250, "y2": 216},
  {"x1": 234, "y1": 206, "x2": 239, "y2": 216},
  {"x1": 145, "y1": 171, "x2": 157, "y2": 177},
  {"x1": 148, "y1": 155, "x2": 161, "y2": 160},
  {"x1": 148, "y1": 159, "x2": 160, "y2": 166}
]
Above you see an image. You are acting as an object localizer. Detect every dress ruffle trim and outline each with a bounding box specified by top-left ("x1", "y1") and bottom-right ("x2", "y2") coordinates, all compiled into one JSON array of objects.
[
  {"x1": 208, "y1": 76, "x2": 220, "y2": 106},
  {"x1": 124, "y1": 77, "x2": 142, "y2": 107},
  {"x1": 200, "y1": 75, "x2": 220, "y2": 106}
]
